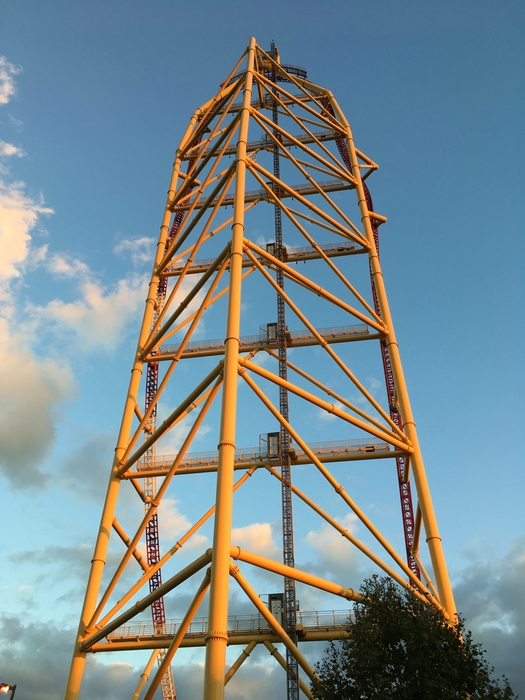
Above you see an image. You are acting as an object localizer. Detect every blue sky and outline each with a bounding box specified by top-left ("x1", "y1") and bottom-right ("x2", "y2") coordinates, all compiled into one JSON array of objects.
[{"x1": 0, "y1": 1, "x2": 524, "y2": 698}]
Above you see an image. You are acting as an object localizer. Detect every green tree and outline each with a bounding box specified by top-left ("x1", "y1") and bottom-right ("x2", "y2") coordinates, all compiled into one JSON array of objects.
[{"x1": 312, "y1": 576, "x2": 517, "y2": 700}]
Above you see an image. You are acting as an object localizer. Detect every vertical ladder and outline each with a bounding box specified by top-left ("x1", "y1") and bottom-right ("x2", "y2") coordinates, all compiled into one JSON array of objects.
[
  {"x1": 270, "y1": 40, "x2": 300, "y2": 700},
  {"x1": 141, "y1": 209, "x2": 187, "y2": 700}
]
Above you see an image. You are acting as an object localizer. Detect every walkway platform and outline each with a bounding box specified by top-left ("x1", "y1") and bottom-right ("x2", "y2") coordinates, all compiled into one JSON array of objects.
[
  {"x1": 155, "y1": 323, "x2": 374, "y2": 361},
  {"x1": 163, "y1": 240, "x2": 364, "y2": 277},
  {"x1": 101, "y1": 610, "x2": 352, "y2": 650},
  {"x1": 172, "y1": 178, "x2": 354, "y2": 211},
  {"x1": 199, "y1": 129, "x2": 342, "y2": 158},
  {"x1": 131, "y1": 437, "x2": 393, "y2": 477}
]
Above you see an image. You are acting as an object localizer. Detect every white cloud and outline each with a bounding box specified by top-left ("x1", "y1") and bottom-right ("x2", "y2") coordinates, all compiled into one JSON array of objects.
[
  {"x1": 231, "y1": 522, "x2": 281, "y2": 561},
  {"x1": 28, "y1": 274, "x2": 148, "y2": 353},
  {"x1": 46, "y1": 252, "x2": 90, "y2": 278},
  {"x1": 0, "y1": 56, "x2": 21, "y2": 105},
  {"x1": 0, "y1": 318, "x2": 75, "y2": 488},
  {"x1": 158, "y1": 496, "x2": 208, "y2": 550},
  {"x1": 0, "y1": 140, "x2": 25, "y2": 158},
  {"x1": 303, "y1": 513, "x2": 361, "y2": 582},
  {"x1": 367, "y1": 376, "x2": 382, "y2": 393},
  {"x1": 29, "y1": 258, "x2": 207, "y2": 355},
  {"x1": 113, "y1": 236, "x2": 155, "y2": 266},
  {"x1": 156, "y1": 417, "x2": 214, "y2": 458},
  {"x1": 0, "y1": 103, "x2": 72, "y2": 489},
  {"x1": 157, "y1": 496, "x2": 191, "y2": 539},
  {"x1": 0, "y1": 178, "x2": 52, "y2": 294}
]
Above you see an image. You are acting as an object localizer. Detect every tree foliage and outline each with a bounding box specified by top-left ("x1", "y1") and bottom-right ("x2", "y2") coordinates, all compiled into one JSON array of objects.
[{"x1": 312, "y1": 576, "x2": 517, "y2": 700}]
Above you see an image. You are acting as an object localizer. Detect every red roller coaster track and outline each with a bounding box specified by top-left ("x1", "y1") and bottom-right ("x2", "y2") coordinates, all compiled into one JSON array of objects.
[{"x1": 326, "y1": 106, "x2": 420, "y2": 579}]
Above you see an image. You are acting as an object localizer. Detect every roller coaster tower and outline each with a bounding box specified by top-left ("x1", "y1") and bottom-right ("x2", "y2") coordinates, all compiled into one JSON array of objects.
[{"x1": 65, "y1": 38, "x2": 456, "y2": 700}]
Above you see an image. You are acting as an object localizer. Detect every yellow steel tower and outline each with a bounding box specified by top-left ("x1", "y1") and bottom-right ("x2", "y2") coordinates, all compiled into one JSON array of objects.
[{"x1": 65, "y1": 38, "x2": 456, "y2": 700}]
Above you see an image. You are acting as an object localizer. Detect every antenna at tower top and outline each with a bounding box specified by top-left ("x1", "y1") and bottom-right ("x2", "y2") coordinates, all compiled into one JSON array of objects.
[{"x1": 270, "y1": 39, "x2": 279, "y2": 63}]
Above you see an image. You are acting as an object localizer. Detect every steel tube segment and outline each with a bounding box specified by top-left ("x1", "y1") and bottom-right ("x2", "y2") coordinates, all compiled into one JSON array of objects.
[
  {"x1": 82, "y1": 552, "x2": 212, "y2": 649},
  {"x1": 203, "y1": 36, "x2": 256, "y2": 700},
  {"x1": 230, "y1": 563, "x2": 319, "y2": 683},
  {"x1": 224, "y1": 641, "x2": 258, "y2": 685},
  {"x1": 265, "y1": 467, "x2": 439, "y2": 608},
  {"x1": 131, "y1": 651, "x2": 158, "y2": 700},
  {"x1": 329, "y1": 95, "x2": 456, "y2": 620},
  {"x1": 230, "y1": 546, "x2": 362, "y2": 601},
  {"x1": 263, "y1": 643, "x2": 315, "y2": 700},
  {"x1": 144, "y1": 570, "x2": 211, "y2": 700},
  {"x1": 90, "y1": 628, "x2": 352, "y2": 653}
]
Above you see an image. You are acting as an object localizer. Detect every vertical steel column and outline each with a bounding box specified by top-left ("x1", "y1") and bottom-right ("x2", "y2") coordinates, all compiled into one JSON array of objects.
[
  {"x1": 270, "y1": 41, "x2": 299, "y2": 700},
  {"x1": 330, "y1": 95, "x2": 457, "y2": 620},
  {"x1": 202, "y1": 37, "x2": 256, "y2": 700}
]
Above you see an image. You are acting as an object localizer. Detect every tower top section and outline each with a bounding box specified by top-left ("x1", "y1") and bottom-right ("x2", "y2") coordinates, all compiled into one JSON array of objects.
[{"x1": 221, "y1": 39, "x2": 307, "y2": 88}]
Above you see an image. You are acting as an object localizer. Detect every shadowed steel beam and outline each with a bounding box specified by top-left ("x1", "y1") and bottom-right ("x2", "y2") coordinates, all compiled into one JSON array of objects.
[
  {"x1": 224, "y1": 641, "x2": 257, "y2": 685},
  {"x1": 230, "y1": 562, "x2": 319, "y2": 684},
  {"x1": 263, "y1": 643, "x2": 314, "y2": 700},
  {"x1": 230, "y1": 547, "x2": 362, "y2": 601},
  {"x1": 81, "y1": 552, "x2": 212, "y2": 650},
  {"x1": 90, "y1": 628, "x2": 351, "y2": 653},
  {"x1": 143, "y1": 570, "x2": 211, "y2": 700},
  {"x1": 131, "y1": 651, "x2": 158, "y2": 700}
]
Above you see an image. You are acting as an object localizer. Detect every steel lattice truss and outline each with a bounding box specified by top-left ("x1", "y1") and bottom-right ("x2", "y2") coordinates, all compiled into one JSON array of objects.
[{"x1": 65, "y1": 38, "x2": 456, "y2": 700}]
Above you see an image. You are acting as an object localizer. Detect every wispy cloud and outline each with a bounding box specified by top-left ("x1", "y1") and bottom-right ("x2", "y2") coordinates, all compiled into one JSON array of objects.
[
  {"x1": 27, "y1": 273, "x2": 148, "y2": 353},
  {"x1": 303, "y1": 512, "x2": 361, "y2": 581},
  {"x1": 0, "y1": 140, "x2": 25, "y2": 158},
  {"x1": 158, "y1": 496, "x2": 208, "y2": 549},
  {"x1": 0, "y1": 179, "x2": 52, "y2": 298},
  {"x1": 316, "y1": 399, "x2": 344, "y2": 422},
  {"x1": 0, "y1": 56, "x2": 21, "y2": 105},
  {"x1": 46, "y1": 253, "x2": 90, "y2": 279},
  {"x1": 113, "y1": 236, "x2": 155, "y2": 266}
]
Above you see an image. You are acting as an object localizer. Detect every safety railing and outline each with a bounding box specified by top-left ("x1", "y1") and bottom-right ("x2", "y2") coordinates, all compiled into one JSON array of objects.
[
  {"x1": 164, "y1": 240, "x2": 359, "y2": 276},
  {"x1": 158, "y1": 322, "x2": 369, "y2": 357},
  {"x1": 138, "y1": 437, "x2": 390, "y2": 471},
  {"x1": 174, "y1": 178, "x2": 353, "y2": 211},
  {"x1": 108, "y1": 609, "x2": 352, "y2": 640}
]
